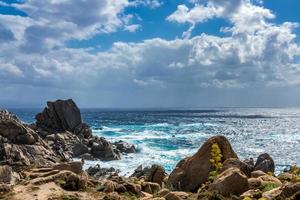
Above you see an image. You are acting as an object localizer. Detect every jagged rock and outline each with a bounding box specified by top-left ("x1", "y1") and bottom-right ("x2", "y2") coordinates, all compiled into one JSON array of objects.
[
  {"x1": 90, "y1": 137, "x2": 120, "y2": 160},
  {"x1": 208, "y1": 167, "x2": 249, "y2": 197},
  {"x1": 254, "y1": 153, "x2": 275, "y2": 173},
  {"x1": 168, "y1": 135, "x2": 238, "y2": 192},
  {"x1": 35, "y1": 99, "x2": 82, "y2": 132},
  {"x1": 131, "y1": 164, "x2": 166, "y2": 186},
  {"x1": 34, "y1": 99, "x2": 128, "y2": 161},
  {"x1": 220, "y1": 158, "x2": 253, "y2": 177},
  {"x1": 164, "y1": 191, "x2": 189, "y2": 200},
  {"x1": 142, "y1": 182, "x2": 161, "y2": 194},
  {"x1": 0, "y1": 111, "x2": 61, "y2": 171},
  {"x1": 53, "y1": 161, "x2": 83, "y2": 175},
  {"x1": 72, "y1": 142, "x2": 90, "y2": 157},
  {"x1": 86, "y1": 164, "x2": 118, "y2": 179},
  {"x1": 113, "y1": 140, "x2": 136, "y2": 154}
]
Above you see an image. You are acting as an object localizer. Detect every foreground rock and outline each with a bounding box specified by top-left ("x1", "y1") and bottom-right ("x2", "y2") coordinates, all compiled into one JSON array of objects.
[
  {"x1": 131, "y1": 164, "x2": 166, "y2": 186},
  {"x1": 208, "y1": 167, "x2": 249, "y2": 197},
  {"x1": 168, "y1": 135, "x2": 238, "y2": 192},
  {"x1": 34, "y1": 99, "x2": 136, "y2": 161},
  {"x1": 0, "y1": 110, "x2": 61, "y2": 171}
]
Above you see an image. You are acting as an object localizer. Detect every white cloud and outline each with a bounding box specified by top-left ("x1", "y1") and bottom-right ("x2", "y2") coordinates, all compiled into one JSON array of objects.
[
  {"x1": 0, "y1": 0, "x2": 300, "y2": 107},
  {"x1": 130, "y1": 0, "x2": 163, "y2": 9}
]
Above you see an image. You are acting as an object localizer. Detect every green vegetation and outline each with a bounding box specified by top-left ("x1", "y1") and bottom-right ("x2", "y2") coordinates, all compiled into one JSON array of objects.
[
  {"x1": 259, "y1": 183, "x2": 280, "y2": 192},
  {"x1": 208, "y1": 143, "x2": 223, "y2": 182}
]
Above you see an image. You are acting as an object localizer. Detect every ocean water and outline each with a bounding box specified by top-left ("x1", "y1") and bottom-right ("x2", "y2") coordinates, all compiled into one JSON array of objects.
[{"x1": 10, "y1": 108, "x2": 300, "y2": 175}]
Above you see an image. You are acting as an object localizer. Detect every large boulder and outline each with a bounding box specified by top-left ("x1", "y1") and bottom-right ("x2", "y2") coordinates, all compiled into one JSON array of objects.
[
  {"x1": 35, "y1": 99, "x2": 82, "y2": 132},
  {"x1": 168, "y1": 135, "x2": 238, "y2": 192},
  {"x1": 208, "y1": 167, "x2": 249, "y2": 197},
  {"x1": 254, "y1": 153, "x2": 275, "y2": 173}
]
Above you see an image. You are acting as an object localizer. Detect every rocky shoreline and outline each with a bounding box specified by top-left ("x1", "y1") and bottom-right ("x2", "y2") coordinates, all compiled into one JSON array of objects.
[{"x1": 0, "y1": 99, "x2": 299, "y2": 200}]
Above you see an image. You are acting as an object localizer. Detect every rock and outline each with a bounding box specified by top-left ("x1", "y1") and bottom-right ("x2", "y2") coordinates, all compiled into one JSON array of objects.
[
  {"x1": 248, "y1": 178, "x2": 262, "y2": 189},
  {"x1": 124, "y1": 182, "x2": 142, "y2": 195},
  {"x1": 279, "y1": 182, "x2": 300, "y2": 199},
  {"x1": 0, "y1": 183, "x2": 11, "y2": 195},
  {"x1": 142, "y1": 182, "x2": 161, "y2": 194},
  {"x1": 61, "y1": 172, "x2": 88, "y2": 191},
  {"x1": 35, "y1": 99, "x2": 82, "y2": 132},
  {"x1": 86, "y1": 164, "x2": 118, "y2": 179},
  {"x1": 53, "y1": 161, "x2": 83, "y2": 175},
  {"x1": 132, "y1": 165, "x2": 166, "y2": 186},
  {"x1": 262, "y1": 187, "x2": 282, "y2": 199},
  {"x1": 258, "y1": 175, "x2": 282, "y2": 186},
  {"x1": 103, "y1": 192, "x2": 121, "y2": 200},
  {"x1": 208, "y1": 167, "x2": 249, "y2": 197},
  {"x1": 90, "y1": 137, "x2": 120, "y2": 160},
  {"x1": 277, "y1": 172, "x2": 293, "y2": 182},
  {"x1": 157, "y1": 188, "x2": 170, "y2": 197},
  {"x1": 72, "y1": 142, "x2": 90, "y2": 157},
  {"x1": 168, "y1": 135, "x2": 238, "y2": 192},
  {"x1": 113, "y1": 140, "x2": 136, "y2": 154},
  {"x1": 220, "y1": 158, "x2": 253, "y2": 177},
  {"x1": 164, "y1": 191, "x2": 189, "y2": 200},
  {"x1": 254, "y1": 153, "x2": 275, "y2": 173},
  {"x1": 0, "y1": 111, "x2": 61, "y2": 171},
  {"x1": 0, "y1": 166, "x2": 13, "y2": 184},
  {"x1": 251, "y1": 170, "x2": 267, "y2": 178},
  {"x1": 241, "y1": 189, "x2": 262, "y2": 199}
]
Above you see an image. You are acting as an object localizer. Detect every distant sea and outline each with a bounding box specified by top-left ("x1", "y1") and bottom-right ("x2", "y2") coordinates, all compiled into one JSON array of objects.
[{"x1": 10, "y1": 108, "x2": 300, "y2": 175}]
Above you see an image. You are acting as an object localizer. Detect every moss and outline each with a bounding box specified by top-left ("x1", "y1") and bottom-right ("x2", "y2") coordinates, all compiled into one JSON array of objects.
[
  {"x1": 259, "y1": 183, "x2": 280, "y2": 192},
  {"x1": 243, "y1": 197, "x2": 252, "y2": 200}
]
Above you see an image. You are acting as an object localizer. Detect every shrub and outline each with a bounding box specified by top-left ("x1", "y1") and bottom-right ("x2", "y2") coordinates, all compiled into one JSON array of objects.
[{"x1": 208, "y1": 143, "x2": 223, "y2": 182}]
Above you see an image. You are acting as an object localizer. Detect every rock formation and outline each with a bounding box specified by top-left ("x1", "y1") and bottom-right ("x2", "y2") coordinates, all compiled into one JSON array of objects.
[
  {"x1": 168, "y1": 135, "x2": 238, "y2": 192},
  {"x1": 34, "y1": 99, "x2": 136, "y2": 161},
  {"x1": 0, "y1": 109, "x2": 61, "y2": 171}
]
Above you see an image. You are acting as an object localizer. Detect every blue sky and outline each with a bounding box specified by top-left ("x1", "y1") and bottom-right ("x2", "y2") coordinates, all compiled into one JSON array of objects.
[{"x1": 0, "y1": 0, "x2": 300, "y2": 108}]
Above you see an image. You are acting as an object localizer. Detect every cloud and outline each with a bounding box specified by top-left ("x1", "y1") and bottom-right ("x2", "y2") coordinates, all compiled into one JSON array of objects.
[
  {"x1": 0, "y1": 0, "x2": 300, "y2": 107},
  {"x1": 130, "y1": 0, "x2": 163, "y2": 9}
]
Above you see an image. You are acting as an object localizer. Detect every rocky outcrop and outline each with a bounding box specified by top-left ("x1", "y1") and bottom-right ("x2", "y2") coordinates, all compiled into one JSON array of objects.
[
  {"x1": 131, "y1": 165, "x2": 166, "y2": 186},
  {"x1": 113, "y1": 141, "x2": 136, "y2": 154},
  {"x1": 34, "y1": 99, "x2": 125, "y2": 161},
  {"x1": 35, "y1": 99, "x2": 83, "y2": 133},
  {"x1": 168, "y1": 135, "x2": 238, "y2": 192},
  {"x1": 208, "y1": 167, "x2": 249, "y2": 197},
  {"x1": 0, "y1": 110, "x2": 61, "y2": 171},
  {"x1": 254, "y1": 153, "x2": 275, "y2": 173}
]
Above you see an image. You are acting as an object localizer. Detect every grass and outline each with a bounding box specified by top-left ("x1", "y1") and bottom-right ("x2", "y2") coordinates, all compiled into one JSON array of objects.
[{"x1": 260, "y1": 183, "x2": 280, "y2": 192}]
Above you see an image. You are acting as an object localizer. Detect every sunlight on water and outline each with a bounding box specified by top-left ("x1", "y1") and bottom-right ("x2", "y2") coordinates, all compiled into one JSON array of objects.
[{"x1": 14, "y1": 108, "x2": 300, "y2": 175}]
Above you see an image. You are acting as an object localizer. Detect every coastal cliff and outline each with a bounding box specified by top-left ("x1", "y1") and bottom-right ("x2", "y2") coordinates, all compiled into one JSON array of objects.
[{"x1": 0, "y1": 100, "x2": 299, "y2": 200}]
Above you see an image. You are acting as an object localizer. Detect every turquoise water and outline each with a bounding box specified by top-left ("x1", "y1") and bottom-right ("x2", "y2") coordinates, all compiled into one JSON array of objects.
[{"x1": 10, "y1": 108, "x2": 300, "y2": 175}]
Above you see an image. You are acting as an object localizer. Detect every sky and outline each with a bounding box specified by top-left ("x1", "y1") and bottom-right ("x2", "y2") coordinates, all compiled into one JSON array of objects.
[{"x1": 0, "y1": 0, "x2": 300, "y2": 108}]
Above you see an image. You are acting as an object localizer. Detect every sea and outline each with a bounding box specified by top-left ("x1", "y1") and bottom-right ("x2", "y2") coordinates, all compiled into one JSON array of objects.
[{"x1": 9, "y1": 108, "x2": 300, "y2": 176}]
